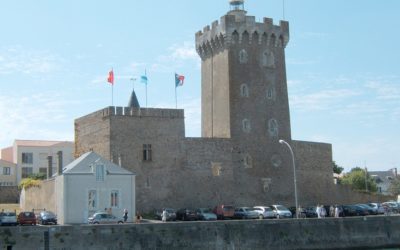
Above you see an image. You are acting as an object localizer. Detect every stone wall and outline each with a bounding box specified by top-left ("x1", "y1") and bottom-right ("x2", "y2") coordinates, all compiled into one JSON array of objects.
[
  {"x1": 1, "y1": 216, "x2": 400, "y2": 249},
  {"x1": 0, "y1": 187, "x2": 19, "y2": 204}
]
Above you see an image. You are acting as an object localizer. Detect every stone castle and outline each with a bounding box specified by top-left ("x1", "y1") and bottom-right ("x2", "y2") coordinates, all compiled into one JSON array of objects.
[{"x1": 75, "y1": 0, "x2": 336, "y2": 212}]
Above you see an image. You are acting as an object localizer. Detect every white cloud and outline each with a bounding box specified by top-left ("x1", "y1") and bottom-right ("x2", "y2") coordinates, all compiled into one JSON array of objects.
[
  {"x1": 0, "y1": 46, "x2": 60, "y2": 75},
  {"x1": 290, "y1": 88, "x2": 361, "y2": 111},
  {"x1": 0, "y1": 93, "x2": 75, "y2": 148}
]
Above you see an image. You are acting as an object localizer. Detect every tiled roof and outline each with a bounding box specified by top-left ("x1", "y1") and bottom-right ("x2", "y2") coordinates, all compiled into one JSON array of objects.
[
  {"x1": 14, "y1": 140, "x2": 73, "y2": 147},
  {"x1": 63, "y1": 151, "x2": 135, "y2": 175}
]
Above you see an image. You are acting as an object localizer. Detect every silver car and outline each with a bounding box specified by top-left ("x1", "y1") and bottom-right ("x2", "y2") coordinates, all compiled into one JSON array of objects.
[
  {"x1": 88, "y1": 212, "x2": 124, "y2": 224},
  {"x1": 270, "y1": 205, "x2": 292, "y2": 219},
  {"x1": 253, "y1": 206, "x2": 276, "y2": 219},
  {"x1": 0, "y1": 212, "x2": 18, "y2": 226}
]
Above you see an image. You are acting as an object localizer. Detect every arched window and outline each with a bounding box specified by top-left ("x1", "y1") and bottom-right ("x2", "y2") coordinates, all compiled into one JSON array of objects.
[
  {"x1": 266, "y1": 86, "x2": 276, "y2": 101},
  {"x1": 240, "y1": 84, "x2": 249, "y2": 97},
  {"x1": 244, "y1": 154, "x2": 253, "y2": 168},
  {"x1": 239, "y1": 49, "x2": 248, "y2": 64},
  {"x1": 262, "y1": 50, "x2": 275, "y2": 68},
  {"x1": 242, "y1": 119, "x2": 251, "y2": 133},
  {"x1": 268, "y1": 119, "x2": 279, "y2": 137}
]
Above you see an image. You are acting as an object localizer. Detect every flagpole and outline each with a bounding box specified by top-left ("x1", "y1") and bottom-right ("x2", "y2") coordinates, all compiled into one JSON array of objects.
[
  {"x1": 112, "y1": 84, "x2": 114, "y2": 106},
  {"x1": 146, "y1": 84, "x2": 148, "y2": 107},
  {"x1": 175, "y1": 85, "x2": 178, "y2": 109}
]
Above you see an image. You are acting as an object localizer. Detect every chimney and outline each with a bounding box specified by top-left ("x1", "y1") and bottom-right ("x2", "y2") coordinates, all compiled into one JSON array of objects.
[
  {"x1": 57, "y1": 151, "x2": 63, "y2": 175},
  {"x1": 47, "y1": 156, "x2": 53, "y2": 179}
]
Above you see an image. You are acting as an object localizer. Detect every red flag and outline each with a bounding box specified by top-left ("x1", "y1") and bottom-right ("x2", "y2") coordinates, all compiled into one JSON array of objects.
[{"x1": 107, "y1": 69, "x2": 114, "y2": 85}]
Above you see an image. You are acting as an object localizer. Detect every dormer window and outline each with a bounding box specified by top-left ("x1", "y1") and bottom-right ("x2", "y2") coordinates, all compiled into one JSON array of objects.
[{"x1": 95, "y1": 164, "x2": 105, "y2": 181}]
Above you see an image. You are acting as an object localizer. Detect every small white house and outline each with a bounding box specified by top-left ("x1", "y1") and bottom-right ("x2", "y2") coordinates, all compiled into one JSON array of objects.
[{"x1": 55, "y1": 151, "x2": 136, "y2": 224}]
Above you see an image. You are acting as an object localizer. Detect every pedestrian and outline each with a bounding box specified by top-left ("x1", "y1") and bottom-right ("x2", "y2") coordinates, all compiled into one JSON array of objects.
[
  {"x1": 316, "y1": 204, "x2": 321, "y2": 218},
  {"x1": 329, "y1": 205, "x2": 335, "y2": 217},
  {"x1": 123, "y1": 208, "x2": 128, "y2": 222},
  {"x1": 136, "y1": 211, "x2": 141, "y2": 223},
  {"x1": 162, "y1": 209, "x2": 167, "y2": 222},
  {"x1": 334, "y1": 205, "x2": 340, "y2": 218},
  {"x1": 320, "y1": 205, "x2": 326, "y2": 218}
]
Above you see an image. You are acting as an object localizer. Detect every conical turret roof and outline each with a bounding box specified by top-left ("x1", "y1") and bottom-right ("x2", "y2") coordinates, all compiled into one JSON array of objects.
[{"x1": 128, "y1": 89, "x2": 140, "y2": 108}]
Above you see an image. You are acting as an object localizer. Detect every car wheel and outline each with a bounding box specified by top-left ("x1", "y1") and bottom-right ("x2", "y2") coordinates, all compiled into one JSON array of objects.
[
  {"x1": 277, "y1": 215, "x2": 280, "y2": 219},
  {"x1": 259, "y1": 215, "x2": 263, "y2": 220},
  {"x1": 94, "y1": 222, "x2": 99, "y2": 224},
  {"x1": 118, "y1": 221, "x2": 123, "y2": 224}
]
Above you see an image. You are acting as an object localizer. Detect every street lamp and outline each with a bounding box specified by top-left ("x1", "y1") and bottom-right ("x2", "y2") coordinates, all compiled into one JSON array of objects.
[{"x1": 279, "y1": 139, "x2": 299, "y2": 219}]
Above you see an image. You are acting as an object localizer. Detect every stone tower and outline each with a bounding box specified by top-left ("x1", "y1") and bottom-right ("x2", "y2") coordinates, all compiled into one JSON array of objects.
[{"x1": 196, "y1": 0, "x2": 291, "y2": 142}]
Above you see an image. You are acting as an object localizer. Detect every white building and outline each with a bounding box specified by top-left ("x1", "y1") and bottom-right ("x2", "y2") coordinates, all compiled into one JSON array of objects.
[
  {"x1": 20, "y1": 151, "x2": 136, "y2": 225},
  {"x1": 56, "y1": 151, "x2": 136, "y2": 224},
  {"x1": 1, "y1": 140, "x2": 74, "y2": 184}
]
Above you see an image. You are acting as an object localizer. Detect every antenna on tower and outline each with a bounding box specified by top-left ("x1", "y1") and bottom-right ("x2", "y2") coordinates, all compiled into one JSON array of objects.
[{"x1": 283, "y1": 0, "x2": 285, "y2": 20}]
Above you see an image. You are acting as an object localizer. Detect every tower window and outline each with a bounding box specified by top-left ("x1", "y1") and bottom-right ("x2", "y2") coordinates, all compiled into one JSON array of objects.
[
  {"x1": 239, "y1": 49, "x2": 248, "y2": 64},
  {"x1": 244, "y1": 154, "x2": 253, "y2": 168},
  {"x1": 143, "y1": 144, "x2": 152, "y2": 161},
  {"x1": 266, "y1": 86, "x2": 276, "y2": 101},
  {"x1": 211, "y1": 162, "x2": 222, "y2": 177},
  {"x1": 268, "y1": 119, "x2": 279, "y2": 137},
  {"x1": 262, "y1": 50, "x2": 275, "y2": 68},
  {"x1": 240, "y1": 84, "x2": 249, "y2": 97},
  {"x1": 242, "y1": 119, "x2": 251, "y2": 133}
]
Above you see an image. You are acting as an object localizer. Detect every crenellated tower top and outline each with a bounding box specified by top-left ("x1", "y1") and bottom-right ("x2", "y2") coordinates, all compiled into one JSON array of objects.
[{"x1": 195, "y1": 2, "x2": 289, "y2": 60}]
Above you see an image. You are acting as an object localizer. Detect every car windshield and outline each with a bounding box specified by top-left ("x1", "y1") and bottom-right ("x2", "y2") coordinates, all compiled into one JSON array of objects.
[
  {"x1": 4, "y1": 212, "x2": 16, "y2": 216},
  {"x1": 223, "y1": 206, "x2": 234, "y2": 211},
  {"x1": 276, "y1": 205, "x2": 288, "y2": 211},
  {"x1": 42, "y1": 211, "x2": 56, "y2": 217},
  {"x1": 199, "y1": 208, "x2": 211, "y2": 213}
]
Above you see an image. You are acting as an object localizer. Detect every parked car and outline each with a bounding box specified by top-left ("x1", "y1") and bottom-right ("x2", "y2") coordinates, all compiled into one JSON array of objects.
[
  {"x1": 37, "y1": 211, "x2": 57, "y2": 225},
  {"x1": 196, "y1": 208, "x2": 217, "y2": 221},
  {"x1": 368, "y1": 203, "x2": 385, "y2": 214},
  {"x1": 18, "y1": 212, "x2": 37, "y2": 225},
  {"x1": 269, "y1": 205, "x2": 292, "y2": 219},
  {"x1": 155, "y1": 208, "x2": 177, "y2": 221},
  {"x1": 382, "y1": 202, "x2": 399, "y2": 213},
  {"x1": 253, "y1": 206, "x2": 276, "y2": 219},
  {"x1": 213, "y1": 205, "x2": 235, "y2": 220},
  {"x1": 176, "y1": 208, "x2": 198, "y2": 221},
  {"x1": 341, "y1": 205, "x2": 368, "y2": 217},
  {"x1": 88, "y1": 212, "x2": 124, "y2": 224},
  {"x1": 233, "y1": 207, "x2": 259, "y2": 219},
  {"x1": 303, "y1": 207, "x2": 318, "y2": 218},
  {"x1": 0, "y1": 212, "x2": 18, "y2": 226},
  {"x1": 357, "y1": 204, "x2": 377, "y2": 215}
]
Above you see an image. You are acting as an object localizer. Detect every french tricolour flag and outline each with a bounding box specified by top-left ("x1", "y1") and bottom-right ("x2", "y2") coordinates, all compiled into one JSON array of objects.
[{"x1": 175, "y1": 73, "x2": 184, "y2": 87}]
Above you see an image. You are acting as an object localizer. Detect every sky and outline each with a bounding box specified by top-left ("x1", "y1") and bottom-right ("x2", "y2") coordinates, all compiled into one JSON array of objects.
[{"x1": 0, "y1": 0, "x2": 399, "y2": 172}]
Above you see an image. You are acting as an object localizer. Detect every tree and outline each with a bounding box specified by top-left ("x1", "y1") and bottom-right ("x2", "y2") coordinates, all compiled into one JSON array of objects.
[
  {"x1": 388, "y1": 177, "x2": 400, "y2": 196},
  {"x1": 28, "y1": 173, "x2": 46, "y2": 180},
  {"x1": 341, "y1": 167, "x2": 378, "y2": 192},
  {"x1": 332, "y1": 161, "x2": 344, "y2": 174}
]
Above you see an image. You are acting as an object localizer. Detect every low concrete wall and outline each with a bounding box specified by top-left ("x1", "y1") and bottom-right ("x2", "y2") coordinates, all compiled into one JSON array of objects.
[{"x1": 1, "y1": 216, "x2": 400, "y2": 250}]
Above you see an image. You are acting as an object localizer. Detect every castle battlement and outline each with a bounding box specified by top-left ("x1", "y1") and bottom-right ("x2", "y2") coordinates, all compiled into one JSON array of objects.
[
  {"x1": 195, "y1": 12, "x2": 289, "y2": 60},
  {"x1": 77, "y1": 106, "x2": 185, "y2": 121}
]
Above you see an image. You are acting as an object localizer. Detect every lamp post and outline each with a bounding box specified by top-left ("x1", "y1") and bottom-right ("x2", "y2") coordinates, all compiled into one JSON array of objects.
[{"x1": 279, "y1": 139, "x2": 299, "y2": 219}]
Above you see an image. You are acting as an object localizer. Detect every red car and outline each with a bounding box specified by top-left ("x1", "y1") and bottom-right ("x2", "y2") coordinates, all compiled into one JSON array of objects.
[{"x1": 18, "y1": 212, "x2": 37, "y2": 225}]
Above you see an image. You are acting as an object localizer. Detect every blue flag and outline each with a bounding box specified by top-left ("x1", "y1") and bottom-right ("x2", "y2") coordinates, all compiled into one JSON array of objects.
[{"x1": 140, "y1": 75, "x2": 148, "y2": 85}]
